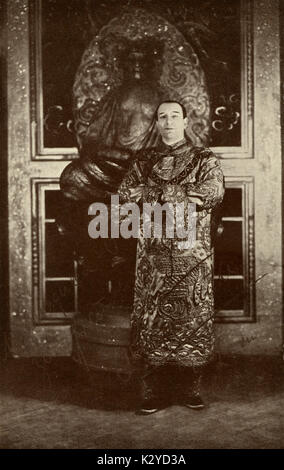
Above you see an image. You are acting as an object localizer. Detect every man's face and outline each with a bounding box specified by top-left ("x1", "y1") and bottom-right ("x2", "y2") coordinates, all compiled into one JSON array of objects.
[{"x1": 156, "y1": 102, "x2": 188, "y2": 145}]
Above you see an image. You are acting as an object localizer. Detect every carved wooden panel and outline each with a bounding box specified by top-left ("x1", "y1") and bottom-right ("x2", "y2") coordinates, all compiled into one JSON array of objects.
[
  {"x1": 32, "y1": 179, "x2": 78, "y2": 324},
  {"x1": 214, "y1": 177, "x2": 255, "y2": 322}
]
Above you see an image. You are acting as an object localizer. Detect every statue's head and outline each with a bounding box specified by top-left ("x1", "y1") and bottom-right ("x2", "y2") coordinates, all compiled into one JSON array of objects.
[{"x1": 120, "y1": 39, "x2": 164, "y2": 83}]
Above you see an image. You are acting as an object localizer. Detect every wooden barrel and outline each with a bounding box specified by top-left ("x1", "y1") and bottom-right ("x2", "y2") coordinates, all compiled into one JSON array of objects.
[{"x1": 71, "y1": 304, "x2": 132, "y2": 374}]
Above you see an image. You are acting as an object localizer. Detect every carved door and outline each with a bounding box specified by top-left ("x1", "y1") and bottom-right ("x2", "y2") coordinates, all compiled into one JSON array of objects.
[{"x1": 6, "y1": 0, "x2": 282, "y2": 356}]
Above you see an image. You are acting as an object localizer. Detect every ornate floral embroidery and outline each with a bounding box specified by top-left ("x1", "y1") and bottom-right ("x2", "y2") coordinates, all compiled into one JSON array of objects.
[{"x1": 117, "y1": 140, "x2": 225, "y2": 367}]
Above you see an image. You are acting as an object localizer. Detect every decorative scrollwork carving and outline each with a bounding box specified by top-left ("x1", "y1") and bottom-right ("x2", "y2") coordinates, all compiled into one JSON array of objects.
[
  {"x1": 43, "y1": 105, "x2": 74, "y2": 137},
  {"x1": 212, "y1": 94, "x2": 240, "y2": 133}
]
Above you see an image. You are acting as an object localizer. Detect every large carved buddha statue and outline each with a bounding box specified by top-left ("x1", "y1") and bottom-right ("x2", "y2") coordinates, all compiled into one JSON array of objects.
[{"x1": 60, "y1": 41, "x2": 165, "y2": 203}]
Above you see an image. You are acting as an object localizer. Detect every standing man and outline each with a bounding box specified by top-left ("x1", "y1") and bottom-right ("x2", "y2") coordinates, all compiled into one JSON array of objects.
[{"x1": 118, "y1": 101, "x2": 225, "y2": 415}]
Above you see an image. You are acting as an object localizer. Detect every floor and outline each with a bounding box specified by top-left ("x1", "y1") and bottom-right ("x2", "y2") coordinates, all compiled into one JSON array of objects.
[{"x1": 0, "y1": 355, "x2": 283, "y2": 449}]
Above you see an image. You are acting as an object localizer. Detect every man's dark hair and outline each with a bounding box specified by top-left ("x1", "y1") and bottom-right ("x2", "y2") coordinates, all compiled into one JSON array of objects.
[{"x1": 155, "y1": 101, "x2": 187, "y2": 120}]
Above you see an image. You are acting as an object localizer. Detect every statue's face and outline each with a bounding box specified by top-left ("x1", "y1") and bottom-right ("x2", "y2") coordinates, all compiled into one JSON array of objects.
[
  {"x1": 116, "y1": 84, "x2": 159, "y2": 149},
  {"x1": 156, "y1": 102, "x2": 188, "y2": 145},
  {"x1": 126, "y1": 51, "x2": 146, "y2": 80}
]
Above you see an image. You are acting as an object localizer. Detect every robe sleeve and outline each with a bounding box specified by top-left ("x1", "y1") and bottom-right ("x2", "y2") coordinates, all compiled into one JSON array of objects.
[
  {"x1": 183, "y1": 150, "x2": 225, "y2": 210},
  {"x1": 117, "y1": 159, "x2": 146, "y2": 204}
]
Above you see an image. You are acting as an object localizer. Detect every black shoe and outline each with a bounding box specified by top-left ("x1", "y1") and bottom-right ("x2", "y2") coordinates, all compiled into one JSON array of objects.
[
  {"x1": 184, "y1": 394, "x2": 205, "y2": 410},
  {"x1": 136, "y1": 398, "x2": 160, "y2": 416},
  {"x1": 136, "y1": 367, "x2": 162, "y2": 415}
]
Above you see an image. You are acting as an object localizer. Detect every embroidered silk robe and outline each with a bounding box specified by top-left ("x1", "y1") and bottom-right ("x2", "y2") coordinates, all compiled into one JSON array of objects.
[{"x1": 117, "y1": 138, "x2": 225, "y2": 368}]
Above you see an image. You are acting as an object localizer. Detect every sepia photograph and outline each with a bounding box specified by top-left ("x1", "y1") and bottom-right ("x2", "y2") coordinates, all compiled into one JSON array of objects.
[{"x1": 0, "y1": 0, "x2": 283, "y2": 450}]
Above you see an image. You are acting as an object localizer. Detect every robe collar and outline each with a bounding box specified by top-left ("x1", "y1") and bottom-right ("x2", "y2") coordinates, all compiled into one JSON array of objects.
[{"x1": 157, "y1": 137, "x2": 188, "y2": 153}]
